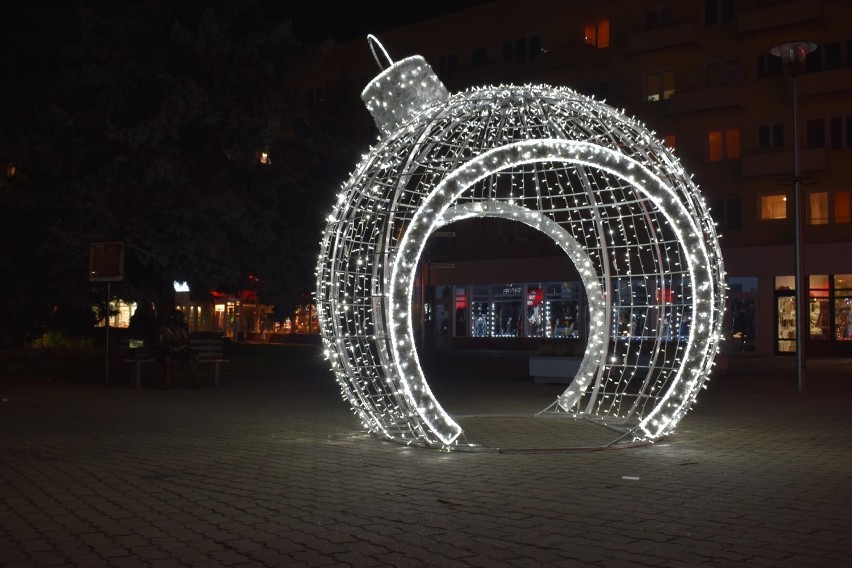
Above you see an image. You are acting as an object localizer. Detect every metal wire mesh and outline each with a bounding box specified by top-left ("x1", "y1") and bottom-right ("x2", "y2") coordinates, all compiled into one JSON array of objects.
[{"x1": 317, "y1": 79, "x2": 725, "y2": 449}]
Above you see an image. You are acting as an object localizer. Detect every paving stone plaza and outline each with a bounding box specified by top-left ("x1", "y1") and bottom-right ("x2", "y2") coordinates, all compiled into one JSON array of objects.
[{"x1": 1, "y1": 345, "x2": 850, "y2": 567}]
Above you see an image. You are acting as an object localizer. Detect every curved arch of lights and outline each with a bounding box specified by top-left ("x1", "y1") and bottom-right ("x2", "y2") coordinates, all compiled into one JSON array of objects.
[
  {"x1": 316, "y1": 41, "x2": 725, "y2": 450},
  {"x1": 436, "y1": 199, "x2": 607, "y2": 420}
]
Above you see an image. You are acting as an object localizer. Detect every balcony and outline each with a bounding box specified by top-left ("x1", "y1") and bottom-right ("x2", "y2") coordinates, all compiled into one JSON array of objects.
[
  {"x1": 627, "y1": 22, "x2": 701, "y2": 54},
  {"x1": 666, "y1": 84, "x2": 742, "y2": 114},
  {"x1": 741, "y1": 148, "x2": 827, "y2": 178},
  {"x1": 737, "y1": 0, "x2": 821, "y2": 34}
]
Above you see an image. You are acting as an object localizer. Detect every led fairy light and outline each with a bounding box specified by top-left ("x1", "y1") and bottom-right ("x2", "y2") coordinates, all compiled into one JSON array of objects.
[{"x1": 316, "y1": 37, "x2": 725, "y2": 449}]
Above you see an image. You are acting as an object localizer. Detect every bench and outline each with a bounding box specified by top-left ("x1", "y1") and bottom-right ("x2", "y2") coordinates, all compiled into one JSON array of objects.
[
  {"x1": 120, "y1": 337, "x2": 157, "y2": 389},
  {"x1": 189, "y1": 335, "x2": 228, "y2": 387}
]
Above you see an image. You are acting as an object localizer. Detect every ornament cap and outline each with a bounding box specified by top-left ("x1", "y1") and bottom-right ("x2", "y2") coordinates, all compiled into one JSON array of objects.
[{"x1": 361, "y1": 37, "x2": 449, "y2": 135}]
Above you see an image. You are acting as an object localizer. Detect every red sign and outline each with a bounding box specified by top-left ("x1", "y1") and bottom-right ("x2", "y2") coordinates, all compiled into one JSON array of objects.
[
  {"x1": 527, "y1": 288, "x2": 543, "y2": 306},
  {"x1": 455, "y1": 289, "x2": 468, "y2": 310}
]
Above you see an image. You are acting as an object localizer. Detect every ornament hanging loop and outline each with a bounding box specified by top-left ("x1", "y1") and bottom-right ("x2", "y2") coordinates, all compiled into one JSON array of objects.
[{"x1": 367, "y1": 34, "x2": 394, "y2": 70}]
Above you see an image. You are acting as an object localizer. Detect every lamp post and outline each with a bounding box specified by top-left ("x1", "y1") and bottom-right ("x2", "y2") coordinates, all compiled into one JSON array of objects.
[{"x1": 770, "y1": 41, "x2": 816, "y2": 394}]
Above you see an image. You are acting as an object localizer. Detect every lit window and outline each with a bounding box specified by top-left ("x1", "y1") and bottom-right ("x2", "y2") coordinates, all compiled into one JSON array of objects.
[
  {"x1": 259, "y1": 152, "x2": 270, "y2": 165},
  {"x1": 833, "y1": 274, "x2": 852, "y2": 341},
  {"x1": 708, "y1": 131, "x2": 723, "y2": 161},
  {"x1": 726, "y1": 129, "x2": 740, "y2": 159},
  {"x1": 760, "y1": 195, "x2": 787, "y2": 220},
  {"x1": 809, "y1": 275, "x2": 831, "y2": 340},
  {"x1": 835, "y1": 191, "x2": 851, "y2": 223},
  {"x1": 646, "y1": 71, "x2": 674, "y2": 102},
  {"x1": 707, "y1": 128, "x2": 740, "y2": 161},
  {"x1": 663, "y1": 134, "x2": 676, "y2": 148},
  {"x1": 775, "y1": 275, "x2": 795, "y2": 290},
  {"x1": 808, "y1": 192, "x2": 829, "y2": 225},
  {"x1": 584, "y1": 17, "x2": 610, "y2": 49}
]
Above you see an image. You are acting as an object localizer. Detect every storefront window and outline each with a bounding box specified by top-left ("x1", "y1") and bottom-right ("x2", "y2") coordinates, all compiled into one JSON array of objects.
[
  {"x1": 525, "y1": 286, "x2": 547, "y2": 337},
  {"x1": 728, "y1": 276, "x2": 757, "y2": 353},
  {"x1": 432, "y1": 285, "x2": 451, "y2": 339},
  {"x1": 730, "y1": 298, "x2": 755, "y2": 351},
  {"x1": 774, "y1": 276, "x2": 795, "y2": 352},
  {"x1": 612, "y1": 277, "x2": 657, "y2": 339},
  {"x1": 834, "y1": 274, "x2": 852, "y2": 340},
  {"x1": 809, "y1": 275, "x2": 830, "y2": 340},
  {"x1": 492, "y1": 284, "x2": 524, "y2": 336},
  {"x1": 729, "y1": 276, "x2": 757, "y2": 353},
  {"x1": 776, "y1": 294, "x2": 796, "y2": 352},
  {"x1": 543, "y1": 282, "x2": 582, "y2": 338},
  {"x1": 452, "y1": 278, "x2": 704, "y2": 341},
  {"x1": 471, "y1": 285, "x2": 490, "y2": 337},
  {"x1": 452, "y1": 281, "x2": 588, "y2": 340},
  {"x1": 453, "y1": 286, "x2": 468, "y2": 336},
  {"x1": 773, "y1": 274, "x2": 852, "y2": 350}
]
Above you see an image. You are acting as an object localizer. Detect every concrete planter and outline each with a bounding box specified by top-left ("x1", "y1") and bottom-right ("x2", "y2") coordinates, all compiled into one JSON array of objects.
[{"x1": 529, "y1": 356, "x2": 582, "y2": 384}]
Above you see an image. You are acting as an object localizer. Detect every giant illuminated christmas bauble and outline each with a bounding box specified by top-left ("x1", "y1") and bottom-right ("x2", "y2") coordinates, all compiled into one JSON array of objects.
[{"x1": 316, "y1": 37, "x2": 725, "y2": 450}]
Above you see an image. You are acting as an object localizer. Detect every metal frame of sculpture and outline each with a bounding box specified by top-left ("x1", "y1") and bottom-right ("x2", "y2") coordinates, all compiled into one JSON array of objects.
[{"x1": 316, "y1": 37, "x2": 725, "y2": 450}]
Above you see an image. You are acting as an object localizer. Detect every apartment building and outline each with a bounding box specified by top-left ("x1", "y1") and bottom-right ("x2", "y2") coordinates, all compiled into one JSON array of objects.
[{"x1": 303, "y1": 0, "x2": 852, "y2": 356}]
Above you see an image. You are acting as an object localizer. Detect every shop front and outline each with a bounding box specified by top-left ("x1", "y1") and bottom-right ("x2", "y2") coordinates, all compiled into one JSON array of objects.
[
  {"x1": 431, "y1": 281, "x2": 584, "y2": 350},
  {"x1": 774, "y1": 273, "x2": 852, "y2": 356},
  {"x1": 430, "y1": 275, "x2": 693, "y2": 351},
  {"x1": 723, "y1": 243, "x2": 852, "y2": 357},
  {"x1": 423, "y1": 244, "x2": 852, "y2": 357}
]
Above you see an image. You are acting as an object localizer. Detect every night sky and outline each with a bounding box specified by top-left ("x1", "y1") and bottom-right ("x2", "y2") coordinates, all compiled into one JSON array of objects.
[{"x1": 287, "y1": 1, "x2": 496, "y2": 44}]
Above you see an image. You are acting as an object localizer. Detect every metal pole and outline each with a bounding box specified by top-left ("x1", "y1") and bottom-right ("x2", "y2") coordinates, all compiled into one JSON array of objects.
[
  {"x1": 773, "y1": 41, "x2": 815, "y2": 393},
  {"x1": 791, "y1": 70, "x2": 806, "y2": 394},
  {"x1": 104, "y1": 282, "x2": 110, "y2": 388}
]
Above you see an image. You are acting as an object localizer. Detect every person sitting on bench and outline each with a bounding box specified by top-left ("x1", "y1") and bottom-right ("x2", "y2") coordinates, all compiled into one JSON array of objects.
[{"x1": 157, "y1": 309, "x2": 192, "y2": 388}]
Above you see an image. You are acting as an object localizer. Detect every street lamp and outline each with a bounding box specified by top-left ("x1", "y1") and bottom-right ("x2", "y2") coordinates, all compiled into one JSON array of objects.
[{"x1": 770, "y1": 41, "x2": 816, "y2": 394}]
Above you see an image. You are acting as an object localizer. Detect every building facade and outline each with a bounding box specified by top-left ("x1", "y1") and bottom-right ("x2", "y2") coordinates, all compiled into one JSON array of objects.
[{"x1": 303, "y1": 0, "x2": 852, "y2": 356}]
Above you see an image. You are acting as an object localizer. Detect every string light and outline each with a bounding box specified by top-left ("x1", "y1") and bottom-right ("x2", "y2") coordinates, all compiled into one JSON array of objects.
[{"x1": 315, "y1": 37, "x2": 725, "y2": 449}]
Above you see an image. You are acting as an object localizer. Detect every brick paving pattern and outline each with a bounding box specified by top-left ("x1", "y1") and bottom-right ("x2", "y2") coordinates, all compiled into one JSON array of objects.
[{"x1": 1, "y1": 346, "x2": 851, "y2": 567}]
